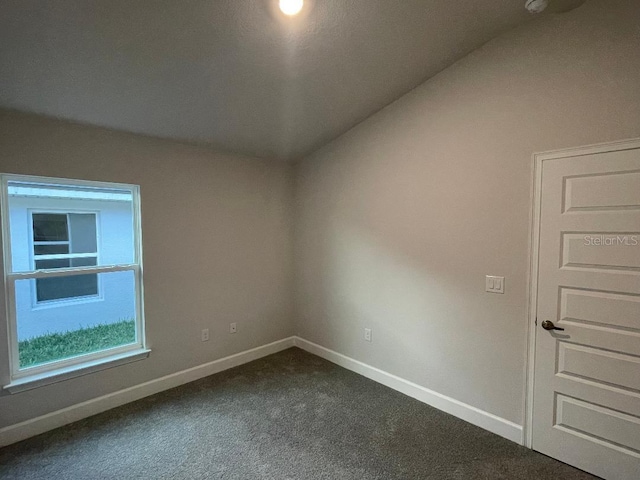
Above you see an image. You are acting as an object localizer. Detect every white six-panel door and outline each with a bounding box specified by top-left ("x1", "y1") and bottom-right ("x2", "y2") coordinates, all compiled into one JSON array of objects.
[{"x1": 532, "y1": 143, "x2": 640, "y2": 480}]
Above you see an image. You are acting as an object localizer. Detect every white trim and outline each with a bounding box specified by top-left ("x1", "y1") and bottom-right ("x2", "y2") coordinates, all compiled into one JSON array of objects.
[
  {"x1": 10, "y1": 334, "x2": 143, "y2": 381},
  {"x1": 533, "y1": 137, "x2": 640, "y2": 162},
  {"x1": 294, "y1": 337, "x2": 523, "y2": 444},
  {"x1": 0, "y1": 175, "x2": 16, "y2": 382},
  {"x1": 8, "y1": 185, "x2": 132, "y2": 202},
  {"x1": 32, "y1": 253, "x2": 97, "y2": 261},
  {"x1": 31, "y1": 290, "x2": 104, "y2": 311},
  {"x1": 132, "y1": 184, "x2": 146, "y2": 356},
  {"x1": 0, "y1": 174, "x2": 146, "y2": 384},
  {"x1": 0, "y1": 337, "x2": 295, "y2": 448},
  {"x1": 4, "y1": 348, "x2": 151, "y2": 393},
  {"x1": 523, "y1": 137, "x2": 640, "y2": 449},
  {"x1": 523, "y1": 145, "x2": 543, "y2": 448},
  {"x1": 8, "y1": 264, "x2": 137, "y2": 280},
  {"x1": 0, "y1": 335, "x2": 530, "y2": 448}
]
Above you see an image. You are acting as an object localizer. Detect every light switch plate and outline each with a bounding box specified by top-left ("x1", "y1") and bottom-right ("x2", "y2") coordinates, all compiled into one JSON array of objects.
[{"x1": 485, "y1": 275, "x2": 505, "y2": 294}]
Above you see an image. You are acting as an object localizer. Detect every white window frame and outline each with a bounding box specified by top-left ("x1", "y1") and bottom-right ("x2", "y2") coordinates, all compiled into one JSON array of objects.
[
  {"x1": 29, "y1": 209, "x2": 102, "y2": 306},
  {"x1": 0, "y1": 174, "x2": 148, "y2": 391}
]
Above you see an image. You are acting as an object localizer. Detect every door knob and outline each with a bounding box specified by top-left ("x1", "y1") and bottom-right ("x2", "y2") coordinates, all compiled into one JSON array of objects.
[{"x1": 541, "y1": 320, "x2": 564, "y2": 331}]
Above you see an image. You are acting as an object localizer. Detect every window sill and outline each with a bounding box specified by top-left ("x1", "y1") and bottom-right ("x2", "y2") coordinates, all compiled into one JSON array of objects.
[{"x1": 3, "y1": 348, "x2": 151, "y2": 394}]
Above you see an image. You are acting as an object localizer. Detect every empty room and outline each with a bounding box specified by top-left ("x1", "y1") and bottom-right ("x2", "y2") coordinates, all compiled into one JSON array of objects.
[{"x1": 0, "y1": 0, "x2": 639, "y2": 479}]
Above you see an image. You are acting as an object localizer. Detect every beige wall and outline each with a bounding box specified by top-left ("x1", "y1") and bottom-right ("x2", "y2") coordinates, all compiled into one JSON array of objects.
[
  {"x1": 2, "y1": 0, "x2": 639, "y2": 437},
  {"x1": 0, "y1": 110, "x2": 295, "y2": 428},
  {"x1": 293, "y1": 0, "x2": 640, "y2": 425}
]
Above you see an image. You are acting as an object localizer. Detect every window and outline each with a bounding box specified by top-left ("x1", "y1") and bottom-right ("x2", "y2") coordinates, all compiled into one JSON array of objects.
[
  {"x1": 32, "y1": 212, "x2": 99, "y2": 302},
  {"x1": 1, "y1": 175, "x2": 147, "y2": 388}
]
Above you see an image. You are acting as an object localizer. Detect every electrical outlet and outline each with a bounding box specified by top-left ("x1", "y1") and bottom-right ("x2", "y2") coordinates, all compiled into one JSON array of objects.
[
  {"x1": 201, "y1": 328, "x2": 209, "y2": 342},
  {"x1": 364, "y1": 328, "x2": 372, "y2": 342},
  {"x1": 229, "y1": 322, "x2": 237, "y2": 334}
]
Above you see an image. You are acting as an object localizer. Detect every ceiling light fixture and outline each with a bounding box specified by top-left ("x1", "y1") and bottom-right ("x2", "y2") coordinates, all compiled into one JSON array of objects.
[
  {"x1": 525, "y1": 0, "x2": 548, "y2": 13},
  {"x1": 279, "y1": 0, "x2": 304, "y2": 16}
]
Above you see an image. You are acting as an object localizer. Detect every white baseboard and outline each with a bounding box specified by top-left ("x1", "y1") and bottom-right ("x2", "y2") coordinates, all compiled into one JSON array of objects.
[
  {"x1": 0, "y1": 337, "x2": 295, "y2": 448},
  {"x1": 294, "y1": 336, "x2": 524, "y2": 445},
  {"x1": 1, "y1": 335, "x2": 523, "y2": 448}
]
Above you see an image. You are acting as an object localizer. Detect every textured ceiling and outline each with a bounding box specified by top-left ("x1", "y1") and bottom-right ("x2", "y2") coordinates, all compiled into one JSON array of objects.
[{"x1": 0, "y1": 0, "x2": 585, "y2": 160}]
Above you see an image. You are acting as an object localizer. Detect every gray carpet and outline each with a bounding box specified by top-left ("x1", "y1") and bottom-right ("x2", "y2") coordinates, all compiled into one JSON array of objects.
[{"x1": 0, "y1": 348, "x2": 597, "y2": 480}]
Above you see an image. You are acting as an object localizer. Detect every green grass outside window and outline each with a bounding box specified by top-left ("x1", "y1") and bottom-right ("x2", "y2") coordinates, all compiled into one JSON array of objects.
[{"x1": 18, "y1": 319, "x2": 136, "y2": 368}]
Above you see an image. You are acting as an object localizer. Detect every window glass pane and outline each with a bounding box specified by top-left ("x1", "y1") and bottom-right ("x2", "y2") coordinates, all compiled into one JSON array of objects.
[
  {"x1": 70, "y1": 256, "x2": 98, "y2": 267},
  {"x1": 15, "y1": 270, "x2": 138, "y2": 369},
  {"x1": 8, "y1": 180, "x2": 136, "y2": 272},
  {"x1": 99, "y1": 204, "x2": 135, "y2": 265},
  {"x1": 34, "y1": 244, "x2": 69, "y2": 255},
  {"x1": 35, "y1": 258, "x2": 70, "y2": 269},
  {"x1": 5, "y1": 177, "x2": 142, "y2": 374},
  {"x1": 32, "y1": 214, "x2": 68, "y2": 242},
  {"x1": 68, "y1": 213, "x2": 97, "y2": 254},
  {"x1": 36, "y1": 273, "x2": 98, "y2": 302}
]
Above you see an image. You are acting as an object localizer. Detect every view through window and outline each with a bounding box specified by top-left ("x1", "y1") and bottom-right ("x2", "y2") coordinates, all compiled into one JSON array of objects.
[
  {"x1": 1, "y1": 175, "x2": 145, "y2": 376},
  {"x1": 32, "y1": 212, "x2": 99, "y2": 302}
]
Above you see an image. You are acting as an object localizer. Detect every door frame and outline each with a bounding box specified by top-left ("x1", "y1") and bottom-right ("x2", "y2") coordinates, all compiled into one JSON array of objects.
[{"x1": 523, "y1": 136, "x2": 640, "y2": 449}]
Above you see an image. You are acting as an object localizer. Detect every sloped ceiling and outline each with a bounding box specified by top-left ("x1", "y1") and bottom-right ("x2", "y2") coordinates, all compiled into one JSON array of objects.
[{"x1": 0, "y1": 0, "x2": 585, "y2": 160}]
